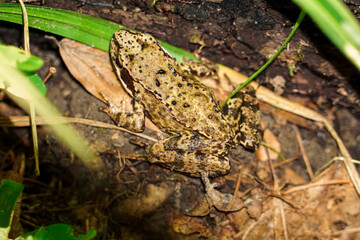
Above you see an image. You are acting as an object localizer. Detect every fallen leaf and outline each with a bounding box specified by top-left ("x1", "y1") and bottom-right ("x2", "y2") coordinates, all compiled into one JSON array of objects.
[{"x1": 256, "y1": 129, "x2": 281, "y2": 161}]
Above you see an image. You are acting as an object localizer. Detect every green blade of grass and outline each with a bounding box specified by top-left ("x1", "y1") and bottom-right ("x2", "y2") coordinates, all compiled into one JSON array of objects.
[
  {"x1": 0, "y1": 3, "x2": 123, "y2": 51},
  {"x1": 292, "y1": 0, "x2": 360, "y2": 70},
  {"x1": 0, "y1": 3, "x2": 197, "y2": 62}
]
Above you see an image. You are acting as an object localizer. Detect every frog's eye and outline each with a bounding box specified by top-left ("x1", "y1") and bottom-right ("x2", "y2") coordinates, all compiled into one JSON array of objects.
[{"x1": 115, "y1": 56, "x2": 122, "y2": 68}]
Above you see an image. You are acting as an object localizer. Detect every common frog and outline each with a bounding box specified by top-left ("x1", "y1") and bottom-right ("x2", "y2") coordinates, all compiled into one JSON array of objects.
[{"x1": 102, "y1": 30, "x2": 262, "y2": 177}]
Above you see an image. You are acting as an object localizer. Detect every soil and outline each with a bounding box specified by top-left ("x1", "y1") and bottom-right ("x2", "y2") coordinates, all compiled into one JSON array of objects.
[{"x1": 0, "y1": 0, "x2": 360, "y2": 239}]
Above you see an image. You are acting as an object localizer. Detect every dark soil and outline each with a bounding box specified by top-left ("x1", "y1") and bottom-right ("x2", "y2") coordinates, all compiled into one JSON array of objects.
[{"x1": 0, "y1": 0, "x2": 359, "y2": 239}]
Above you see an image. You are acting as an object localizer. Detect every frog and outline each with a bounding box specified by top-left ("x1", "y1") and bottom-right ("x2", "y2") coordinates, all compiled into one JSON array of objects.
[{"x1": 101, "y1": 29, "x2": 262, "y2": 178}]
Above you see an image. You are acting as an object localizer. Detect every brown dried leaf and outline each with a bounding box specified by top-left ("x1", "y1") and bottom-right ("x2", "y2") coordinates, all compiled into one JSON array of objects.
[
  {"x1": 59, "y1": 38, "x2": 131, "y2": 111},
  {"x1": 256, "y1": 129, "x2": 281, "y2": 161},
  {"x1": 282, "y1": 167, "x2": 305, "y2": 185},
  {"x1": 59, "y1": 38, "x2": 161, "y2": 133}
]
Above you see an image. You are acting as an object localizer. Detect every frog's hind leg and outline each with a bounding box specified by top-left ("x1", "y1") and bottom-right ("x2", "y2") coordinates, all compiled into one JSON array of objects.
[
  {"x1": 222, "y1": 86, "x2": 262, "y2": 150},
  {"x1": 146, "y1": 133, "x2": 230, "y2": 177},
  {"x1": 99, "y1": 99, "x2": 145, "y2": 132}
]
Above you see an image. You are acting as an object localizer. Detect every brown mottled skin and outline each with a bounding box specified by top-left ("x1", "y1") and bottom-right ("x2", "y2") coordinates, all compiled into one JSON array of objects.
[{"x1": 102, "y1": 30, "x2": 262, "y2": 177}]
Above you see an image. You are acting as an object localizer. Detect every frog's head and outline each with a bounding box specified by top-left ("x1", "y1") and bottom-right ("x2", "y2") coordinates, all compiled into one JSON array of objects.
[{"x1": 110, "y1": 30, "x2": 157, "y2": 69}]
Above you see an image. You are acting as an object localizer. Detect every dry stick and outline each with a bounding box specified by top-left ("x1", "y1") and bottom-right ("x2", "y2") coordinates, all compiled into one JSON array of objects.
[
  {"x1": 18, "y1": 0, "x2": 30, "y2": 54},
  {"x1": 229, "y1": 166, "x2": 242, "y2": 210},
  {"x1": 42, "y1": 67, "x2": 57, "y2": 83},
  {"x1": 273, "y1": 156, "x2": 298, "y2": 168},
  {"x1": 265, "y1": 142, "x2": 289, "y2": 240},
  {"x1": 218, "y1": 65, "x2": 360, "y2": 196},
  {"x1": 0, "y1": 116, "x2": 158, "y2": 142},
  {"x1": 330, "y1": 227, "x2": 360, "y2": 236},
  {"x1": 283, "y1": 179, "x2": 351, "y2": 195},
  {"x1": 293, "y1": 125, "x2": 314, "y2": 179},
  {"x1": 267, "y1": 192, "x2": 298, "y2": 209}
]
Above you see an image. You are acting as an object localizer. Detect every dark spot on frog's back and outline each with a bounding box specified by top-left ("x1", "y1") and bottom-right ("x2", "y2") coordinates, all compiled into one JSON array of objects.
[
  {"x1": 128, "y1": 54, "x2": 135, "y2": 62},
  {"x1": 171, "y1": 101, "x2": 177, "y2": 105},
  {"x1": 183, "y1": 103, "x2": 190, "y2": 108},
  {"x1": 155, "y1": 79, "x2": 160, "y2": 87},
  {"x1": 157, "y1": 69, "x2": 166, "y2": 74},
  {"x1": 141, "y1": 43, "x2": 148, "y2": 50}
]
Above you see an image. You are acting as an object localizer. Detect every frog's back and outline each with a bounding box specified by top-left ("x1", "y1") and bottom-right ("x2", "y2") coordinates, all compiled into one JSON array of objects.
[
  {"x1": 142, "y1": 73, "x2": 229, "y2": 138},
  {"x1": 112, "y1": 30, "x2": 229, "y2": 138}
]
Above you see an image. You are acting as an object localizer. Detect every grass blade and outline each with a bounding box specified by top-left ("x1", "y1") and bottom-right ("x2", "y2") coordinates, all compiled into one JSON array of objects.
[{"x1": 0, "y1": 3, "x2": 197, "y2": 62}]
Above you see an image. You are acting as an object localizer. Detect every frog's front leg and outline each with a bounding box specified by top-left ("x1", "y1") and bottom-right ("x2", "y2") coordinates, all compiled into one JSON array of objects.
[
  {"x1": 147, "y1": 133, "x2": 230, "y2": 177},
  {"x1": 100, "y1": 99, "x2": 145, "y2": 132}
]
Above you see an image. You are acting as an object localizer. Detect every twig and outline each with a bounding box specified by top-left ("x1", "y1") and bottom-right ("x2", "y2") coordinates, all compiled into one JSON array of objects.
[
  {"x1": 293, "y1": 125, "x2": 313, "y2": 179},
  {"x1": 229, "y1": 166, "x2": 242, "y2": 210},
  {"x1": 330, "y1": 227, "x2": 360, "y2": 236},
  {"x1": 273, "y1": 156, "x2": 299, "y2": 168},
  {"x1": 0, "y1": 116, "x2": 158, "y2": 142},
  {"x1": 283, "y1": 179, "x2": 351, "y2": 195},
  {"x1": 18, "y1": 0, "x2": 30, "y2": 54},
  {"x1": 43, "y1": 67, "x2": 57, "y2": 83},
  {"x1": 264, "y1": 139, "x2": 289, "y2": 240},
  {"x1": 314, "y1": 156, "x2": 360, "y2": 177}
]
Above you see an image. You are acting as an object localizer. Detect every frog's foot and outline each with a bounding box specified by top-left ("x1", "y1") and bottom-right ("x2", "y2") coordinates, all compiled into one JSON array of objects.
[
  {"x1": 99, "y1": 99, "x2": 145, "y2": 133},
  {"x1": 200, "y1": 172, "x2": 244, "y2": 213}
]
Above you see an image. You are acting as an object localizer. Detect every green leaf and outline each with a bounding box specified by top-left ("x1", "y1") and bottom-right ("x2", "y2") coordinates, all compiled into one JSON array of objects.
[
  {"x1": 0, "y1": 179, "x2": 24, "y2": 240},
  {"x1": 28, "y1": 74, "x2": 47, "y2": 96},
  {"x1": 0, "y1": 45, "x2": 46, "y2": 97},
  {"x1": 16, "y1": 224, "x2": 97, "y2": 240},
  {"x1": 17, "y1": 55, "x2": 44, "y2": 72},
  {"x1": 0, "y1": 3, "x2": 123, "y2": 52},
  {"x1": 0, "y1": 3, "x2": 197, "y2": 63},
  {"x1": 0, "y1": 44, "x2": 43, "y2": 70}
]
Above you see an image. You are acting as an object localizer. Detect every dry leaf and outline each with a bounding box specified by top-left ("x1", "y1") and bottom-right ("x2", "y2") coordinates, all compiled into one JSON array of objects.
[
  {"x1": 256, "y1": 129, "x2": 281, "y2": 161},
  {"x1": 59, "y1": 38, "x2": 132, "y2": 111},
  {"x1": 282, "y1": 167, "x2": 305, "y2": 185},
  {"x1": 59, "y1": 38, "x2": 161, "y2": 133}
]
